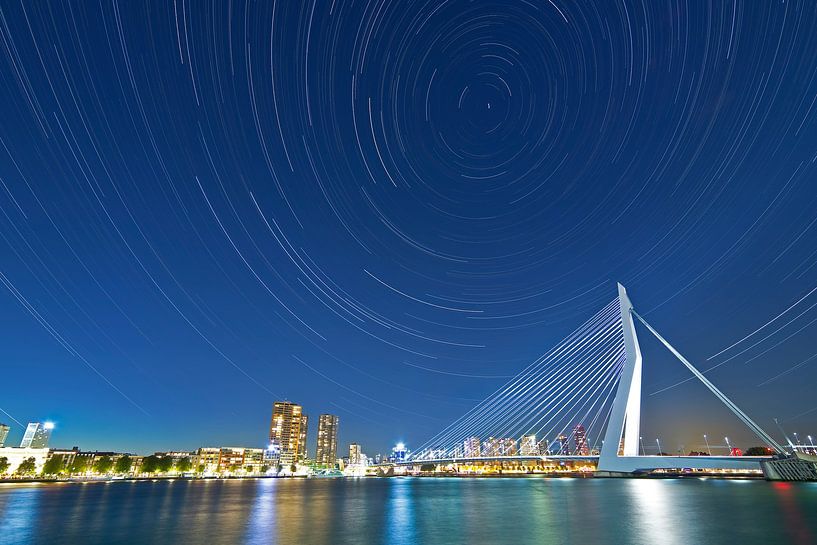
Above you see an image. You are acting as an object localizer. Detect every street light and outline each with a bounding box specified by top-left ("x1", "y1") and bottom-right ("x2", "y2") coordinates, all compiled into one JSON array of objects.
[
  {"x1": 703, "y1": 434, "x2": 711, "y2": 456},
  {"x1": 656, "y1": 438, "x2": 662, "y2": 456}
]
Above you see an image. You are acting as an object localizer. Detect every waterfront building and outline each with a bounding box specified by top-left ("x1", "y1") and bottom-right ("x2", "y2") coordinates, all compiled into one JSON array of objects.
[
  {"x1": 269, "y1": 401, "x2": 308, "y2": 462},
  {"x1": 218, "y1": 448, "x2": 246, "y2": 474},
  {"x1": 499, "y1": 438, "x2": 517, "y2": 456},
  {"x1": 0, "y1": 446, "x2": 49, "y2": 474},
  {"x1": 573, "y1": 424, "x2": 589, "y2": 455},
  {"x1": 484, "y1": 437, "x2": 501, "y2": 457},
  {"x1": 0, "y1": 423, "x2": 9, "y2": 447},
  {"x1": 196, "y1": 447, "x2": 221, "y2": 474},
  {"x1": 244, "y1": 448, "x2": 265, "y2": 473},
  {"x1": 557, "y1": 434, "x2": 569, "y2": 455},
  {"x1": 349, "y1": 443, "x2": 363, "y2": 465},
  {"x1": 463, "y1": 436, "x2": 481, "y2": 458},
  {"x1": 392, "y1": 443, "x2": 408, "y2": 462},
  {"x1": 520, "y1": 434, "x2": 539, "y2": 456},
  {"x1": 300, "y1": 414, "x2": 309, "y2": 460},
  {"x1": 315, "y1": 414, "x2": 339, "y2": 467},
  {"x1": 19, "y1": 422, "x2": 53, "y2": 449}
]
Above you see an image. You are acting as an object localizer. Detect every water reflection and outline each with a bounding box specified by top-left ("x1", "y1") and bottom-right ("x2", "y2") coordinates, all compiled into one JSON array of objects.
[
  {"x1": 244, "y1": 479, "x2": 276, "y2": 544},
  {"x1": 772, "y1": 481, "x2": 816, "y2": 545},
  {"x1": 0, "y1": 484, "x2": 41, "y2": 544},
  {"x1": 0, "y1": 478, "x2": 815, "y2": 544},
  {"x1": 384, "y1": 478, "x2": 415, "y2": 544},
  {"x1": 627, "y1": 480, "x2": 681, "y2": 545}
]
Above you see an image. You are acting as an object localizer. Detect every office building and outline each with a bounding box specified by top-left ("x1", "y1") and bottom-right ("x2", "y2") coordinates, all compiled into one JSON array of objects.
[
  {"x1": 557, "y1": 434, "x2": 569, "y2": 455},
  {"x1": 499, "y1": 438, "x2": 517, "y2": 456},
  {"x1": 315, "y1": 414, "x2": 339, "y2": 466},
  {"x1": 483, "y1": 437, "x2": 500, "y2": 457},
  {"x1": 463, "y1": 436, "x2": 481, "y2": 458},
  {"x1": 269, "y1": 402, "x2": 308, "y2": 463},
  {"x1": 349, "y1": 443, "x2": 363, "y2": 465},
  {"x1": 520, "y1": 434, "x2": 539, "y2": 456},
  {"x1": 19, "y1": 422, "x2": 53, "y2": 449},
  {"x1": 573, "y1": 424, "x2": 589, "y2": 455},
  {"x1": 299, "y1": 414, "x2": 308, "y2": 460},
  {"x1": 0, "y1": 423, "x2": 9, "y2": 447}
]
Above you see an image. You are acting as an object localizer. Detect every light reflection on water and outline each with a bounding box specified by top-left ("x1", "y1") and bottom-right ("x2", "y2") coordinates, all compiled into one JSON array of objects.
[{"x1": 0, "y1": 478, "x2": 816, "y2": 545}]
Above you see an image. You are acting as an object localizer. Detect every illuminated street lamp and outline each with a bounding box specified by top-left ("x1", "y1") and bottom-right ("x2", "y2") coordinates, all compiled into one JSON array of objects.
[
  {"x1": 639, "y1": 436, "x2": 645, "y2": 456},
  {"x1": 703, "y1": 434, "x2": 711, "y2": 456}
]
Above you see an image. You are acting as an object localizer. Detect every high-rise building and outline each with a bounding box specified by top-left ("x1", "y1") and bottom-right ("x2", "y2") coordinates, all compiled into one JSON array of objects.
[
  {"x1": 463, "y1": 436, "x2": 481, "y2": 458},
  {"x1": 499, "y1": 438, "x2": 517, "y2": 456},
  {"x1": 20, "y1": 422, "x2": 53, "y2": 449},
  {"x1": 392, "y1": 443, "x2": 408, "y2": 462},
  {"x1": 484, "y1": 437, "x2": 501, "y2": 457},
  {"x1": 269, "y1": 402, "x2": 308, "y2": 463},
  {"x1": 349, "y1": 443, "x2": 363, "y2": 465},
  {"x1": 315, "y1": 414, "x2": 339, "y2": 466},
  {"x1": 299, "y1": 414, "x2": 308, "y2": 460},
  {"x1": 573, "y1": 424, "x2": 588, "y2": 455},
  {"x1": 520, "y1": 434, "x2": 539, "y2": 456},
  {"x1": 0, "y1": 423, "x2": 9, "y2": 447},
  {"x1": 557, "y1": 434, "x2": 569, "y2": 455}
]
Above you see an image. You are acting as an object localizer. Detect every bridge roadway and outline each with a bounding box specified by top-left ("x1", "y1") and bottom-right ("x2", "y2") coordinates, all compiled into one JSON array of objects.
[{"x1": 397, "y1": 454, "x2": 771, "y2": 472}]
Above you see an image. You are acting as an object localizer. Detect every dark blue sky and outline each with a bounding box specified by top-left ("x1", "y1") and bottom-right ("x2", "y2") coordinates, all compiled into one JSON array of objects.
[{"x1": 1, "y1": 1, "x2": 816, "y2": 456}]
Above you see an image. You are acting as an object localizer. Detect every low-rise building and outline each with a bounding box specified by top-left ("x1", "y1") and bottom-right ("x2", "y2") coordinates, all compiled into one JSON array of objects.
[{"x1": 0, "y1": 447, "x2": 50, "y2": 475}]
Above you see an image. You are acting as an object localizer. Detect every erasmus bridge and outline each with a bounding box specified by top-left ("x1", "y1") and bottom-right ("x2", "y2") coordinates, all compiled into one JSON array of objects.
[{"x1": 405, "y1": 284, "x2": 785, "y2": 474}]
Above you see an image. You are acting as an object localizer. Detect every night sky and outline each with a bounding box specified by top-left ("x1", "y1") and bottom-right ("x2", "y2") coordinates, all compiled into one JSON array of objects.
[{"x1": 1, "y1": 1, "x2": 817, "y2": 456}]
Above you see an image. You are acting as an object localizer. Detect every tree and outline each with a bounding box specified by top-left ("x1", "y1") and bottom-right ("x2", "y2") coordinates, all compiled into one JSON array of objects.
[
  {"x1": 141, "y1": 455, "x2": 160, "y2": 474},
  {"x1": 0, "y1": 457, "x2": 10, "y2": 475},
  {"x1": 196, "y1": 464, "x2": 205, "y2": 474},
  {"x1": 93, "y1": 456, "x2": 114, "y2": 474},
  {"x1": 69, "y1": 457, "x2": 89, "y2": 475},
  {"x1": 175, "y1": 457, "x2": 192, "y2": 473},
  {"x1": 744, "y1": 446, "x2": 773, "y2": 456},
  {"x1": 42, "y1": 456, "x2": 66, "y2": 476},
  {"x1": 114, "y1": 455, "x2": 133, "y2": 475},
  {"x1": 16, "y1": 457, "x2": 37, "y2": 475},
  {"x1": 157, "y1": 457, "x2": 173, "y2": 473}
]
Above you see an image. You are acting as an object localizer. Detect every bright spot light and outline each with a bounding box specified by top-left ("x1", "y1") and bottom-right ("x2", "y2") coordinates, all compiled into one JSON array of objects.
[{"x1": 43, "y1": 421, "x2": 55, "y2": 430}]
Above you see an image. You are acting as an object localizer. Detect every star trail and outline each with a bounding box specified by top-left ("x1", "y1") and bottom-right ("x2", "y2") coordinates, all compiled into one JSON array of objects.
[{"x1": 1, "y1": 1, "x2": 816, "y2": 454}]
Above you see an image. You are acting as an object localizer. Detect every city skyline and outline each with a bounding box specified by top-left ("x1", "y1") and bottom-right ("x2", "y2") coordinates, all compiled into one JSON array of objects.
[{"x1": 0, "y1": 1, "x2": 816, "y2": 456}]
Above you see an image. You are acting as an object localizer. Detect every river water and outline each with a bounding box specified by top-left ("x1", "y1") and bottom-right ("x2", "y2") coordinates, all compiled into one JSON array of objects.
[{"x1": 1, "y1": 477, "x2": 815, "y2": 544}]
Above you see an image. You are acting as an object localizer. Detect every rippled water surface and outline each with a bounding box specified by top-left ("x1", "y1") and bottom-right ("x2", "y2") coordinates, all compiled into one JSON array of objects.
[{"x1": 1, "y1": 477, "x2": 816, "y2": 544}]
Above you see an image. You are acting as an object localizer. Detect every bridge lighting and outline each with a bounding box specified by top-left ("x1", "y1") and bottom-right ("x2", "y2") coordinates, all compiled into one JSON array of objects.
[
  {"x1": 724, "y1": 437, "x2": 732, "y2": 454},
  {"x1": 703, "y1": 434, "x2": 711, "y2": 456},
  {"x1": 655, "y1": 438, "x2": 662, "y2": 455},
  {"x1": 639, "y1": 437, "x2": 645, "y2": 456}
]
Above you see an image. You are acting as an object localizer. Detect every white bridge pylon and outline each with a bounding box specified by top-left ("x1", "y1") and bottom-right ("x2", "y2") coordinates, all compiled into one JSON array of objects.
[{"x1": 598, "y1": 284, "x2": 784, "y2": 474}]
